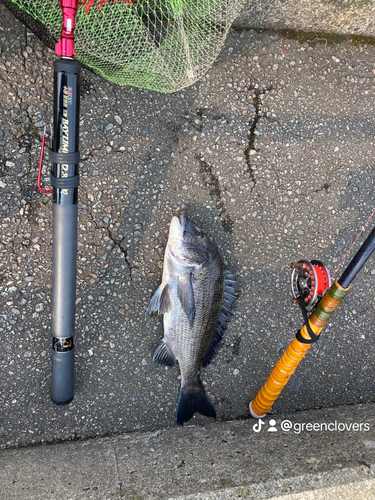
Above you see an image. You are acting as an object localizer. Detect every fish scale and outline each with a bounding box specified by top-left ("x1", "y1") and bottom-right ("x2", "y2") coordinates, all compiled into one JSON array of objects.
[
  {"x1": 147, "y1": 215, "x2": 238, "y2": 426},
  {"x1": 165, "y1": 260, "x2": 224, "y2": 387}
]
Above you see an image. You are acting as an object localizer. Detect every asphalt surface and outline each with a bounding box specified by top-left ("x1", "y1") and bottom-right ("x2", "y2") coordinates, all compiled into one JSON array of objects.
[
  {"x1": 1, "y1": 403, "x2": 375, "y2": 499},
  {"x1": 1, "y1": 2, "x2": 375, "y2": 449}
]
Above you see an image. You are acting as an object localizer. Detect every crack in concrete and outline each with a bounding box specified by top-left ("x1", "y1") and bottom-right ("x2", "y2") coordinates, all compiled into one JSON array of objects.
[
  {"x1": 106, "y1": 228, "x2": 133, "y2": 280},
  {"x1": 190, "y1": 108, "x2": 229, "y2": 133},
  {"x1": 111, "y1": 438, "x2": 123, "y2": 497},
  {"x1": 197, "y1": 156, "x2": 234, "y2": 233},
  {"x1": 82, "y1": 194, "x2": 132, "y2": 279},
  {"x1": 80, "y1": 149, "x2": 100, "y2": 162},
  {"x1": 232, "y1": 335, "x2": 241, "y2": 356},
  {"x1": 24, "y1": 108, "x2": 40, "y2": 139},
  {"x1": 244, "y1": 86, "x2": 273, "y2": 189},
  {"x1": 0, "y1": 163, "x2": 9, "y2": 178},
  {"x1": 315, "y1": 182, "x2": 331, "y2": 193},
  {"x1": 9, "y1": 71, "x2": 42, "y2": 150},
  {"x1": 19, "y1": 23, "x2": 28, "y2": 73}
]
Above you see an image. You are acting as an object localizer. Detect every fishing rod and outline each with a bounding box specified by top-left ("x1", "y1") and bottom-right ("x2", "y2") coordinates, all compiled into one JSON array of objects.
[
  {"x1": 249, "y1": 221, "x2": 375, "y2": 419},
  {"x1": 39, "y1": 0, "x2": 80, "y2": 405}
]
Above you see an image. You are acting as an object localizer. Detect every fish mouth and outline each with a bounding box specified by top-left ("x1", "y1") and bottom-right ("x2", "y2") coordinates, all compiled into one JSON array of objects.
[
  {"x1": 168, "y1": 215, "x2": 208, "y2": 267},
  {"x1": 178, "y1": 215, "x2": 187, "y2": 229},
  {"x1": 167, "y1": 244, "x2": 195, "y2": 266},
  {"x1": 171, "y1": 215, "x2": 186, "y2": 234}
]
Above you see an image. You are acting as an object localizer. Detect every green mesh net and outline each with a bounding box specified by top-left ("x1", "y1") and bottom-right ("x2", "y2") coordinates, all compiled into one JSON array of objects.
[{"x1": 7, "y1": 0, "x2": 246, "y2": 92}]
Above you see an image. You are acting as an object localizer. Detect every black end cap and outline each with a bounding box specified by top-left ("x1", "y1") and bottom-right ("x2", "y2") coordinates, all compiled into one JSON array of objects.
[
  {"x1": 51, "y1": 395, "x2": 74, "y2": 406},
  {"x1": 54, "y1": 58, "x2": 81, "y2": 75}
]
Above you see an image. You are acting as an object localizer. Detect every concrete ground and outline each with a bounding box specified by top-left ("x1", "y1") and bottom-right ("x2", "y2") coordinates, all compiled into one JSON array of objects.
[
  {"x1": 1, "y1": 403, "x2": 375, "y2": 499},
  {"x1": 238, "y1": 0, "x2": 375, "y2": 38},
  {"x1": 1, "y1": 0, "x2": 375, "y2": 497}
]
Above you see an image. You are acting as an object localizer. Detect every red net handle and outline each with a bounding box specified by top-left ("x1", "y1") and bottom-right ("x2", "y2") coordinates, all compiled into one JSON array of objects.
[
  {"x1": 56, "y1": 0, "x2": 79, "y2": 57},
  {"x1": 80, "y1": 0, "x2": 139, "y2": 14}
]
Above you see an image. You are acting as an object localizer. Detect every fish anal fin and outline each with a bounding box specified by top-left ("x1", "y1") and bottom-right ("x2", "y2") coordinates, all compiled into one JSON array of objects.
[
  {"x1": 177, "y1": 275, "x2": 195, "y2": 328},
  {"x1": 153, "y1": 341, "x2": 176, "y2": 366}
]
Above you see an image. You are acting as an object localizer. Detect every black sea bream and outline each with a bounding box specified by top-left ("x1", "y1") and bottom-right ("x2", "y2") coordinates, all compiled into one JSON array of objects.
[{"x1": 147, "y1": 216, "x2": 238, "y2": 426}]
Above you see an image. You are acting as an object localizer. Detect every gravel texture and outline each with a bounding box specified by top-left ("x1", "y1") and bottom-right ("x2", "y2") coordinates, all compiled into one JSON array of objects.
[
  {"x1": 237, "y1": 0, "x2": 375, "y2": 37},
  {"x1": 1, "y1": 3, "x2": 375, "y2": 448}
]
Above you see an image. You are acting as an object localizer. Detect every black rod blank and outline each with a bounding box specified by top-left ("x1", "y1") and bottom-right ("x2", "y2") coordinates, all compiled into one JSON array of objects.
[{"x1": 338, "y1": 226, "x2": 375, "y2": 289}]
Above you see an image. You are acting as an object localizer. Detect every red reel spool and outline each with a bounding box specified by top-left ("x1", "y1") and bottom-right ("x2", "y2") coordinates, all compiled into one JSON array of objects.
[{"x1": 291, "y1": 260, "x2": 331, "y2": 308}]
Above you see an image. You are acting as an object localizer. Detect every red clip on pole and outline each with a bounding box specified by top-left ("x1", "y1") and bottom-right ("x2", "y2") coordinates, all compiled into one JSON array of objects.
[{"x1": 38, "y1": 126, "x2": 53, "y2": 194}]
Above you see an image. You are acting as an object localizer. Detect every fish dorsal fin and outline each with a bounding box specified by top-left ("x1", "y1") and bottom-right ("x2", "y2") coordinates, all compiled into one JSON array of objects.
[
  {"x1": 153, "y1": 341, "x2": 176, "y2": 366},
  {"x1": 146, "y1": 283, "x2": 172, "y2": 315},
  {"x1": 202, "y1": 273, "x2": 240, "y2": 367},
  {"x1": 177, "y1": 274, "x2": 195, "y2": 328}
]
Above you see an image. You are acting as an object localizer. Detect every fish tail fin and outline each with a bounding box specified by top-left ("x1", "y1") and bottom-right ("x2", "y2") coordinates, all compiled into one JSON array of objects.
[{"x1": 176, "y1": 382, "x2": 216, "y2": 427}]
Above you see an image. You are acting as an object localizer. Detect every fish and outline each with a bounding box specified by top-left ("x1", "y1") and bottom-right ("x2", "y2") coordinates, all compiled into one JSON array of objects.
[{"x1": 147, "y1": 215, "x2": 239, "y2": 426}]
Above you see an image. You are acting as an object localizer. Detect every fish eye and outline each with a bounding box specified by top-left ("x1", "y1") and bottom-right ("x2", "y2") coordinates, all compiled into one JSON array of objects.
[{"x1": 195, "y1": 230, "x2": 203, "y2": 238}]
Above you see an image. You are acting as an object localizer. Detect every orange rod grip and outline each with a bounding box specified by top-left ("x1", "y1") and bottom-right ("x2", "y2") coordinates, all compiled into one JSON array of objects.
[{"x1": 250, "y1": 281, "x2": 349, "y2": 418}]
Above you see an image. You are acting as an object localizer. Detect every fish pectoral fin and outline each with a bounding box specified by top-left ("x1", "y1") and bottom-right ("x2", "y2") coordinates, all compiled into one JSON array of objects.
[
  {"x1": 146, "y1": 283, "x2": 172, "y2": 315},
  {"x1": 159, "y1": 284, "x2": 172, "y2": 313},
  {"x1": 177, "y1": 275, "x2": 195, "y2": 328},
  {"x1": 153, "y1": 341, "x2": 176, "y2": 366}
]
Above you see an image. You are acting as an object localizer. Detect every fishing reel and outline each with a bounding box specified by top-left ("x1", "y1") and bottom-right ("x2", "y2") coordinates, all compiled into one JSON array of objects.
[{"x1": 291, "y1": 260, "x2": 331, "y2": 310}]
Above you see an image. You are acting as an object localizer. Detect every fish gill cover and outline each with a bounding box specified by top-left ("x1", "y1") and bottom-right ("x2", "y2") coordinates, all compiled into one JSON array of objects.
[{"x1": 6, "y1": 0, "x2": 247, "y2": 92}]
